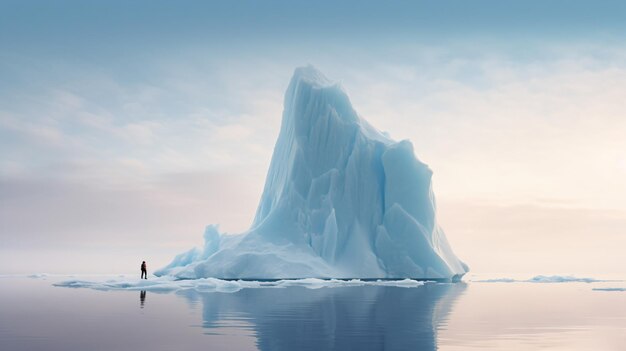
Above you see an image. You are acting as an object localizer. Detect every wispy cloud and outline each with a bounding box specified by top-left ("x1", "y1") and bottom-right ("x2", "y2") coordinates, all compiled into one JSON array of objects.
[{"x1": 1, "y1": 1, "x2": 626, "y2": 274}]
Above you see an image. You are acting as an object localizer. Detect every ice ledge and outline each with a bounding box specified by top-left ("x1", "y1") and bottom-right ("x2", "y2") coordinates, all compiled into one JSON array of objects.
[{"x1": 54, "y1": 277, "x2": 431, "y2": 293}]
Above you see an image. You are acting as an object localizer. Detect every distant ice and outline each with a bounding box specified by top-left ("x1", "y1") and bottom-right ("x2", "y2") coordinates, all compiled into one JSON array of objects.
[
  {"x1": 592, "y1": 288, "x2": 626, "y2": 292},
  {"x1": 475, "y1": 275, "x2": 612, "y2": 283},
  {"x1": 54, "y1": 277, "x2": 429, "y2": 293},
  {"x1": 27, "y1": 273, "x2": 49, "y2": 279},
  {"x1": 527, "y1": 275, "x2": 603, "y2": 283}
]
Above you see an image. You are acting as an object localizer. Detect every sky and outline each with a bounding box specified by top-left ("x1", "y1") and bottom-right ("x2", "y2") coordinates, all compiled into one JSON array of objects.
[{"x1": 1, "y1": 1, "x2": 625, "y2": 276}]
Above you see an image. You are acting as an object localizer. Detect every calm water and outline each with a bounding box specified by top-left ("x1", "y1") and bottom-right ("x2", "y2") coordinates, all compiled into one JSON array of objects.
[{"x1": 1, "y1": 276, "x2": 625, "y2": 350}]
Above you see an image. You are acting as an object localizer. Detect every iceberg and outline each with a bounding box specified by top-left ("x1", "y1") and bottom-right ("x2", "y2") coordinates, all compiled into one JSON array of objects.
[{"x1": 157, "y1": 66, "x2": 468, "y2": 280}]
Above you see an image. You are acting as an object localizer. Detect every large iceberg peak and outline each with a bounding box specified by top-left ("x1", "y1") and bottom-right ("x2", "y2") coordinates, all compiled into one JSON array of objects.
[
  {"x1": 291, "y1": 65, "x2": 334, "y2": 88},
  {"x1": 283, "y1": 65, "x2": 357, "y2": 128},
  {"x1": 156, "y1": 66, "x2": 468, "y2": 280}
]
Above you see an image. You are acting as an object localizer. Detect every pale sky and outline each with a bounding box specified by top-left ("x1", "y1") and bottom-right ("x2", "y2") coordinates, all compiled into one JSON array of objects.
[{"x1": 1, "y1": 1, "x2": 625, "y2": 276}]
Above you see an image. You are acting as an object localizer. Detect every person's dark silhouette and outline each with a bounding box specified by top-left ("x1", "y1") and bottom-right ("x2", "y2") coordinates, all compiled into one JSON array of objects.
[
  {"x1": 141, "y1": 261, "x2": 147, "y2": 279},
  {"x1": 140, "y1": 290, "x2": 146, "y2": 308}
]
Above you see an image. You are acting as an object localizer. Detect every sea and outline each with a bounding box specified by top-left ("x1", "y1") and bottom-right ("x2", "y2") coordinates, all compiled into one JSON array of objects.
[{"x1": 0, "y1": 274, "x2": 624, "y2": 350}]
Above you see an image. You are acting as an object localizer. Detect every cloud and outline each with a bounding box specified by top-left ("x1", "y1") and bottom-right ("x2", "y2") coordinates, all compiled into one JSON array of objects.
[
  {"x1": 337, "y1": 50, "x2": 626, "y2": 210},
  {"x1": 0, "y1": 167, "x2": 264, "y2": 273},
  {"x1": 0, "y1": 63, "x2": 283, "y2": 182},
  {"x1": 2, "y1": 41, "x2": 626, "y2": 274},
  {"x1": 438, "y1": 200, "x2": 626, "y2": 276},
  {"x1": 0, "y1": 112, "x2": 64, "y2": 146}
]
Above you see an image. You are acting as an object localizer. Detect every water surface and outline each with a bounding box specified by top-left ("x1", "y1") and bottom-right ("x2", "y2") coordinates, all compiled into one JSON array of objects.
[{"x1": 0, "y1": 276, "x2": 624, "y2": 350}]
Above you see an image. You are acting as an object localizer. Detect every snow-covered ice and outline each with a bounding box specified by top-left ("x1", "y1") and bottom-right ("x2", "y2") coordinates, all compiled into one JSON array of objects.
[
  {"x1": 157, "y1": 66, "x2": 468, "y2": 280},
  {"x1": 54, "y1": 277, "x2": 428, "y2": 293}
]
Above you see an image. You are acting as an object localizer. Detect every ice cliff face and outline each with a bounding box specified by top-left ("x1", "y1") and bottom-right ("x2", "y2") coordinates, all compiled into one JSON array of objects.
[{"x1": 156, "y1": 66, "x2": 468, "y2": 280}]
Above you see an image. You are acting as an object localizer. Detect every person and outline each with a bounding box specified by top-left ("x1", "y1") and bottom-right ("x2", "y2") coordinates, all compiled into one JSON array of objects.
[{"x1": 141, "y1": 261, "x2": 147, "y2": 279}]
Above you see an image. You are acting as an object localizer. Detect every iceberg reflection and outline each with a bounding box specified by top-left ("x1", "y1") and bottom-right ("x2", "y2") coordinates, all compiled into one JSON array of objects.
[{"x1": 178, "y1": 283, "x2": 465, "y2": 351}]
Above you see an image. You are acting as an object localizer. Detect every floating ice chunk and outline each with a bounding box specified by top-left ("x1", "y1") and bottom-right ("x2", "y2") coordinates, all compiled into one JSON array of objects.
[
  {"x1": 54, "y1": 277, "x2": 188, "y2": 292},
  {"x1": 475, "y1": 275, "x2": 611, "y2": 283},
  {"x1": 527, "y1": 275, "x2": 603, "y2": 283},
  {"x1": 54, "y1": 277, "x2": 430, "y2": 293},
  {"x1": 592, "y1": 288, "x2": 626, "y2": 292},
  {"x1": 27, "y1": 273, "x2": 49, "y2": 279}
]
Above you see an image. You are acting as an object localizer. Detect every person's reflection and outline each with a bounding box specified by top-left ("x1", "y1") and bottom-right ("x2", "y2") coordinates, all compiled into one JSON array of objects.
[
  {"x1": 140, "y1": 290, "x2": 146, "y2": 308},
  {"x1": 179, "y1": 282, "x2": 465, "y2": 351}
]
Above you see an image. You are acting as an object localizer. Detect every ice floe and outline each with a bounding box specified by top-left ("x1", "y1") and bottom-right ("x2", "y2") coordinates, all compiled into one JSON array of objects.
[{"x1": 54, "y1": 277, "x2": 430, "y2": 293}]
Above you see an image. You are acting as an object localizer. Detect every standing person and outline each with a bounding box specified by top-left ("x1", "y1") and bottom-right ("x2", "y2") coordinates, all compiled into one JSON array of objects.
[{"x1": 141, "y1": 261, "x2": 147, "y2": 279}]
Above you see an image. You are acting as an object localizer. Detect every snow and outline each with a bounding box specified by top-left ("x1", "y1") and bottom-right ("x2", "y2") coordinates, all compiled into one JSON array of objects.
[
  {"x1": 156, "y1": 65, "x2": 468, "y2": 280},
  {"x1": 54, "y1": 277, "x2": 428, "y2": 293}
]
